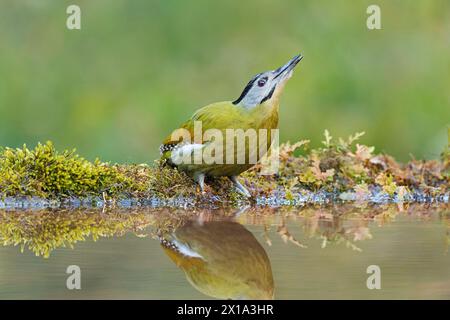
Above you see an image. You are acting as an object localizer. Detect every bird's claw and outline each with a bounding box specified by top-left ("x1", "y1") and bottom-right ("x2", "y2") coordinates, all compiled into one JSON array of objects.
[{"x1": 229, "y1": 176, "x2": 252, "y2": 198}]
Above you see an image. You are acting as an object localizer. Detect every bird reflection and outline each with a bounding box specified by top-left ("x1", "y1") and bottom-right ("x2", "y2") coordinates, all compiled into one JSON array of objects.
[{"x1": 159, "y1": 218, "x2": 274, "y2": 300}]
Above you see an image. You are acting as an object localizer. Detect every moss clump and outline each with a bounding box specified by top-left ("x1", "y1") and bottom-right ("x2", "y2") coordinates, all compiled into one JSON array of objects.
[
  {"x1": 0, "y1": 141, "x2": 131, "y2": 198},
  {"x1": 244, "y1": 130, "x2": 449, "y2": 199}
]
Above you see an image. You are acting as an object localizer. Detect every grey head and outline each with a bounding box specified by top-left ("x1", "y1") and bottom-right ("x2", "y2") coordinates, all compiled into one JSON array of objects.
[{"x1": 233, "y1": 54, "x2": 303, "y2": 108}]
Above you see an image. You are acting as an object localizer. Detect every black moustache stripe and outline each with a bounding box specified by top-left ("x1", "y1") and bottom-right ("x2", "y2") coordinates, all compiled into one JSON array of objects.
[
  {"x1": 232, "y1": 73, "x2": 261, "y2": 105},
  {"x1": 260, "y1": 85, "x2": 276, "y2": 104}
]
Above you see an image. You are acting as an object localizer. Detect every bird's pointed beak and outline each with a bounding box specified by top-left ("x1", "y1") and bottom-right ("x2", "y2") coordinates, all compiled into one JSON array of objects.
[{"x1": 273, "y1": 54, "x2": 303, "y2": 81}]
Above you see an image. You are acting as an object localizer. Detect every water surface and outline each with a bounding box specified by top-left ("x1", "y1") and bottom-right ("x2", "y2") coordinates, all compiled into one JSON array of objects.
[{"x1": 0, "y1": 205, "x2": 449, "y2": 299}]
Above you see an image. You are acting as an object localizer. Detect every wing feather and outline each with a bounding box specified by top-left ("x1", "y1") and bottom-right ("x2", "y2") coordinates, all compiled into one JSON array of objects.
[{"x1": 160, "y1": 101, "x2": 244, "y2": 157}]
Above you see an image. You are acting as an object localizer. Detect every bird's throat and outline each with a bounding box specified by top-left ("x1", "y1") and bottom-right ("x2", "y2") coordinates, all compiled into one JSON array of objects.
[{"x1": 251, "y1": 100, "x2": 279, "y2": 131}]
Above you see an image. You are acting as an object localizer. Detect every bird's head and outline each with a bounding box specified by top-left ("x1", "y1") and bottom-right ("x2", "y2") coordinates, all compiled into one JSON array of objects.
[{"x1": 233, "y1": 54, "x2": 302, "y2": 108}]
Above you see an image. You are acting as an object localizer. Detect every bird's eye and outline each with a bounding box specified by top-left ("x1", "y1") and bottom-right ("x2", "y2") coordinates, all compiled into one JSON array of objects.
[{"x1": 257, "y1": 78, "x2": 267, "y2": 87}]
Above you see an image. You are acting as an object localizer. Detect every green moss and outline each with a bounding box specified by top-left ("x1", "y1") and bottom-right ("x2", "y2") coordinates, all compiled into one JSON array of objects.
[
  {"x1": 0, "y1": 141, "x2": 130, "y2": 198},
  {"x1": 375, "y1": 173, "x2": 397, "y2": 196},
  {"x1": 0, "y1": 133, "x2": 448, "y2": 204}
]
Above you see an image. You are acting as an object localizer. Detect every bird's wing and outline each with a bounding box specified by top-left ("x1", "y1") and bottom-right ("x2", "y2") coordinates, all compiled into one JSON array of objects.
[
  {"x1": 160, "y1": 235, "x2": 206, "y2": 270},
  {"x1": 160, "y1": 101, "x2": 244, "y2": 157}
]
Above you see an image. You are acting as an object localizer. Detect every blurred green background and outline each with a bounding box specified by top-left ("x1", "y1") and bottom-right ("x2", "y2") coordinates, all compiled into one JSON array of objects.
[{"x1": 0, "y1": 0, "x2": 449, "y2": 163}]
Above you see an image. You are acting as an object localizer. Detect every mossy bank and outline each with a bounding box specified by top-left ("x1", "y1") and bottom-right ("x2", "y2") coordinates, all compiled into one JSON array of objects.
[{"x1": 0, "y1": 131, "x2": 448, "y2": 209}]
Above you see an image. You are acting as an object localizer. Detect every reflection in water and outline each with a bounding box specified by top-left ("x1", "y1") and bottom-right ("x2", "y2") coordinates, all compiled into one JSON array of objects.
[
  {"x1": 0, "y1": 204, "x2": 449, "y2": 299},
  {"x1": 0, "y1": 204, "x2": 448, "y2": 258},
  {"x1": 0, "y1": 209, "x2": 153, "y2": 258},
  {"x1": 159, "y1": 219, "x2": 274, "y2": 299}
]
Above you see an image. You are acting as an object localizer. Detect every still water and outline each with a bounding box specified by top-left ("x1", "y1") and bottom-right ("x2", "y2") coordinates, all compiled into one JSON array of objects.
[{"x1": 0, "y1": 204, "x2": 449, "y2": 299}]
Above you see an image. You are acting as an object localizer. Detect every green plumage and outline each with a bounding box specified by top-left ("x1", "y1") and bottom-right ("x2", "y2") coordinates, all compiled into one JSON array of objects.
[
  {"x1": 159, "y1": 54, "x2": 302, "y2": 196},
  {"x1": 161, "y1": 100, "x2": 279, "y2": 177}
]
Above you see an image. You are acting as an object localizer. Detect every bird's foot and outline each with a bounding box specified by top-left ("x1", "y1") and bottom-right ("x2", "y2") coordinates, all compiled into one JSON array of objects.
[
  {"x1": 229, "y1": 176, "x2": 251, "y2": 198},
  {"x1": 197, "y1": 184, "x2": 213, "y2": 194},
  {"x1": 195, "y1": 173, "x2": 213, "y2": 195}
]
